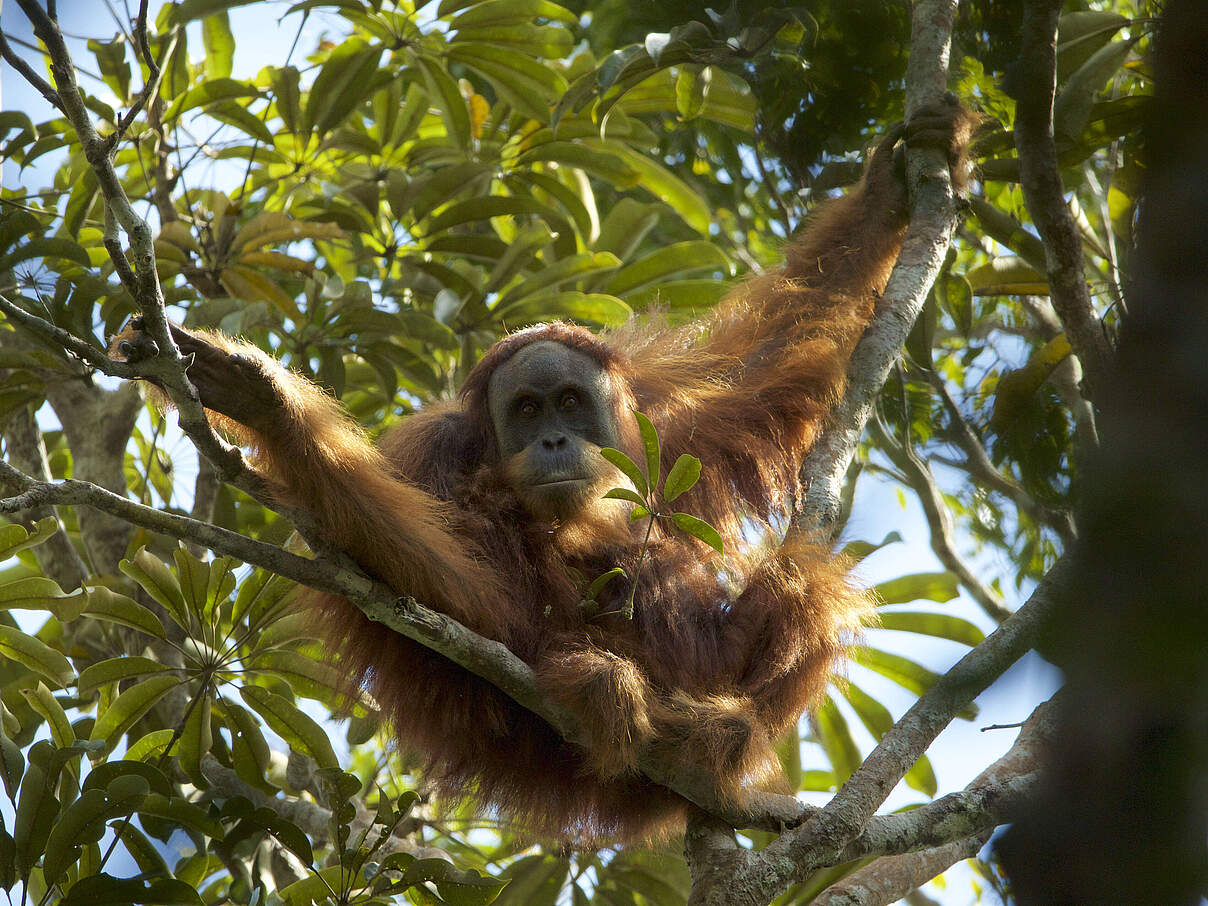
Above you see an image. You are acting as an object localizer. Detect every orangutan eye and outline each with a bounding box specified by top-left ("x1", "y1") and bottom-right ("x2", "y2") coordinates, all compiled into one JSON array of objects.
[
  {"x1": 560, "y1": 392, "x2": 579, "y2": 411},
  {"x1": 518, "y1": 400, "x2": 538, "y2": 417}
]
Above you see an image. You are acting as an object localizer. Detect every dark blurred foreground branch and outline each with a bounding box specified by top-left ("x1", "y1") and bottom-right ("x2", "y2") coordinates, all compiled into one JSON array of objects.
[{"x1": 998, "y1": 1, "x2": 1208, "y2": 901}]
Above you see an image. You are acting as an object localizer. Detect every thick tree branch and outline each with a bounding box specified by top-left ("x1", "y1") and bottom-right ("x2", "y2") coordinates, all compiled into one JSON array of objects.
[
  {"x1": 812, "y1": 831, "x2": 993, "y2": 906},
  {"x1": 0, "y1": 460, "x2": 796, "y2": 831},
  {"x1": 1013, "y1": 0, "x2": 1113, "y2": 404},
  {"x1": 812, "y1": 693, "x2": 1058, "y2": 906},
  {"x1": 0, "y1": 404, "x2": 88, "y2": 589},
  {"x1": 798, "y1": 0, "x2": 965, "y2": 531},
  {"x1": 689, "y1": 556, "x2": 1067, "y2": 905}
]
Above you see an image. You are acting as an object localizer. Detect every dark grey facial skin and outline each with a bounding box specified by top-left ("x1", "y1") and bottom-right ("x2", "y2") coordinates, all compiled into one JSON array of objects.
[{"x1": 487, "y1": 341, "x2": 620, "y2": 481}]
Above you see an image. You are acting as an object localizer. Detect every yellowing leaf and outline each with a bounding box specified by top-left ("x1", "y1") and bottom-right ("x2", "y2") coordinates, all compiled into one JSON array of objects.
[
  {"x1": 220, "y1": 265, "x2": 301, "y2": 318},
  {"x1": 237, "y1": 251, "x2": 316, "y2": 274},
  {"x1": 469, "y1": 92, "x2": 490, "y2": 138}
]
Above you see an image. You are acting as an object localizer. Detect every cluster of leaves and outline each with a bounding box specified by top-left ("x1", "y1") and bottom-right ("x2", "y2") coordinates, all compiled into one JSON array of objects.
[
  {"x1": 0, "y1": 0, "x2": 1152, "y2": 902},
  {"x1": 583, "y1": 412, "x2": 721, "y2": 619},
  {"x1": 0, "y1": 518, "x2": 508, "y2": 904}
]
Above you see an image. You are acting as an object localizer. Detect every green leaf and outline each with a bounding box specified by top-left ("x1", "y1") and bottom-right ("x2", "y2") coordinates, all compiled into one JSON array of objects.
[
  {"x1": 207, "y1": 98, "x2": 275, "y2": 144},
  {"x1": 492, "y1": 291, "x2": 631, "y2": 328},
  {"x1": 663, "y1": 454, "x2": 701, "y2": 503},
  {"x1": 82, "y1": 759, "x2": 173, "y2": 797},
  {"x1": 201, "y1": 11, "x2": 235, "y2": 79},
  {"x1": 59, "y1": 873, "x2": 203, "y2": 906},
  {"x1": 269, "y1": 65, "x2": 303, "y2": 134},
  {"x1": 634, "y1": 411, "x2": 660, "y2": 491},
  {"x1": 516, "y1": 141, "x2": 640, "y2": 189},
  {"x1": 450, "y1": 0, "x2": 576, "y2": 28},
  {"x1": 89, "y1": 675, "x2": 181, "y2": 752},
  {"x1": 966, "y1": 256, "x2": 1049, "y2": 296},
  {"x1": 165, "y1": 77, "x2": 258, "y2": 120},
  {"x1": 452, "y1": 23, "x2": 574, "y2": 58},
  {"x1": 670, "y1": 513, "x2": 723, "y2": 555},
  {"x1": 406, "y1": 162, "x2": 496, "y2": 223},
  {"x1": 248, "y1": 806, "x2": 314, "y2": 865},
  {"x1": 905, "y1": 752, "x2": 938, "y2": 798},
  {"x1": 177, "y1": 688, "x2": 212, "y2": 786},
  {"x1": 136, "y1": 792, "x2": 224, "y2": 838},
  {"x1": 0, "y1": 625, "x2": 74, "y2": 688},
  {"x1": 814, "y1": 697, "x2": 861, "y2": 783},
  {"x1": 15, "y1": 741, "x2": 62, "y2": 877},
  {"x1": 82, "y1": 586, "x2": 166, "y2": 638},
  {"x1": 414, "y1": 52, "x2": 472, "y2": 147},
  {"x1": 594, "y1": 198, "x2": 661, "y2": 259},
  {"x1": 112, "y1": 821, "x2": 170, "y2": 877},
  {"x1": 304, "y1": 41, "x2": 382, "y2": 136},
  {"x1": 675, "y1": 65, "x2": 710, "y2": 120},
  {"x1": 121, "y1": 549, "x2": 189, "y2": 630},
  {"x1": 171, "y1": 0, "x2": 261, "y2": 24},
  {"x1": 1054, "y1": 37, "x2": 1137, "y2": 141},
  {"x1": 43, "y1": 776, "x2": 150, "y2": 885},
  {"x1": 0, "y1": 111, "x2": 36, "y2": 151},
  {"x1": 87, "y1": 35, "x2": 132, "y2": 100},
  {"x1": 21, "y1": 682, "x2": 74, "y2": 748},
  {"x1": 874, "y1": 571, "x2": 960, "y2": 605},
  {"x1": 0, "y1": 724, "x2": 23, "y2": 798},
  {"x1": 425, "y1": 195, "x2": 559, "y2": 235},
  {"x1": 220, "y1": 701, "x2": 275, "y2": 793},
  {"x1": 600, "y1": 447, "x2": 647, "y2": 497},
  {"x1": 841, "y1": 531, "x2": 903, "y2": 563},
  {"x1": 1056, "y1": 10, "x2": 1128, "y2": 82},
  {"x1": 0, "y1": 237, "x2": 91, "y2": 271},
  {"x1": 602, "y1": 487, "x2": 647, "y2": 507},
  {"x1": 592, "y1": 140, "x2": 712, "y2": 235},
  {"x1": 380, "y1": 851, "x2": 508, "y2": 905},
  {"x1": 878, "y1": 611, "x2": 985, "y2": 646},
  {"x1": 853, "y1": 648, "x2": 977, "y2": 720},
  {"x1": 240, "y1": 685, "x2": 338, "y2": 769},
  {"x1": 125, "y1": 729, "x2": 176, "y2": 762},
  {"x1": 0, "y1": 515, "x2": 58, "y2": 560},
  {"x1": 623, "y1": 278, "x2": 729, "y2": 312},
  {"x1": 0, "y1": 576, "x2": 85, "y2": 621},
  {"x1": 604, "y1": 241, "x2": 730, "y2": 295},
  {"x1": 991, "y1": 334, "x2": 1074, "y2": 433},
  {"x1": 584, "y1": 568, "x2": 625, "y2": 602},
  {"x1": 841, "y1": 680, "x2": 892, "y2": 738},
  {"x1": 448, "y1": 43, "x2": 568, "y2": 121},
  {"x1": 495, "y1": 252, "x2": 622, "y2": 308},
  {"x1": 941, "y1": 273, "x2": 974, "y2": 337},
  {"x1": 246, "y1": 650, "x2": 348, "y2": 703}
]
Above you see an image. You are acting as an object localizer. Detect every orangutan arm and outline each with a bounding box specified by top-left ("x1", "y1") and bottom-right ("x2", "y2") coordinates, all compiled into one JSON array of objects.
[{"x1": 111, "y1": 323, "x2": 501, "y2": 631}]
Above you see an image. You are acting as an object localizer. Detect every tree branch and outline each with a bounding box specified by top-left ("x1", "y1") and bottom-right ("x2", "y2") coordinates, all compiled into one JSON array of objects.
[
  {"x1": 924, "y1": 370, "x2": 1077, "y2": 546},
  {"x1": 0, "y1": 403, "x2": 88, "y2": 589},
  {"x1": 689, "y1": 555, "x2": 1067, "y2": 905},
  {"x1": 1013, "y1": 0, "x2": 1113, "y2": 404},
  {"x1": 0, "y1": 460, "x2": 798, "y2": 831},
  {"x1": 870, "y1": 418, "x2": 1011, "y2": 622},
  {"x1": 798, "y1": 0, "x2": 966, "y2": 531}
]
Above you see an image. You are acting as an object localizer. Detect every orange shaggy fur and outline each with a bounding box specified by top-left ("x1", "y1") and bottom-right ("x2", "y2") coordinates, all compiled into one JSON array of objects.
[{"x1": 113, "y1": 106, "x2": 977, "y2": 844}]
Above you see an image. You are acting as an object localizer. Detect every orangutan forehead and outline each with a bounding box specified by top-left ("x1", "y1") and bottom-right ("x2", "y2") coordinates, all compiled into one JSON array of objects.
[{"x1": 486, "y1": 341, "x2": 612, "y2": 400}]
